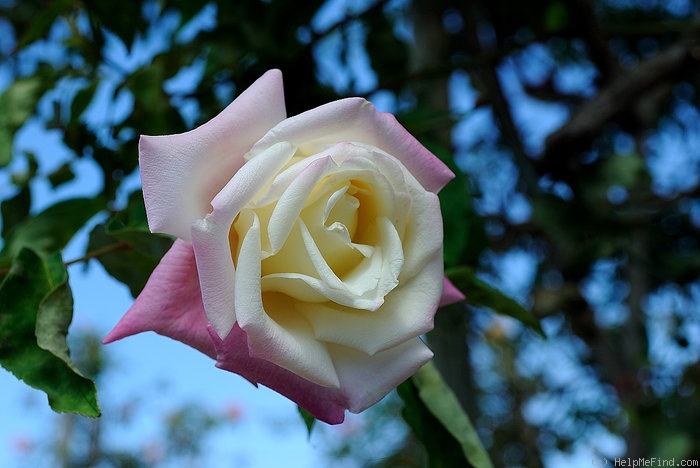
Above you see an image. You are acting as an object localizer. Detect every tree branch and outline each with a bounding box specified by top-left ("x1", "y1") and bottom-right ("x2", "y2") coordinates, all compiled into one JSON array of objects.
[
  {"x1": 538, "y1": 40, "x2": 700, "y2": 182},
  {"x1": 568, "y1": 0, "x2": 622, "y2": 83}
]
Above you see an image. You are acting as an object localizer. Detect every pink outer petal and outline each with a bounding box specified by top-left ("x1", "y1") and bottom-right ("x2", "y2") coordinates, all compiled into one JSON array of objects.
[
  {"x1": 440, "y1": 277, "x2": 465, "y2": 307},
  {"x1": 210, "y1": 325, "x2": 434, "y2": 425},
  {"x1": 140, "y1": 69, "x2": 287, "y2": 241},
  {"x1": 208, "y1": 324, "x2": 349, "y2": 425},
  {"x1": 249, "y1": 97, "x2": 455, "y2": 193},
  {"x1": 102, "y1": 239, "x2": 215, "y2": 359}
]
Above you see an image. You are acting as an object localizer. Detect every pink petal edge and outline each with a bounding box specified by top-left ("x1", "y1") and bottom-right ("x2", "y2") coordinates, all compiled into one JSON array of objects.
[
  {"x1": 440, "y1": 276, "x2": 465, "y2": 307},
  {"x1": 102, "y1": 239, "x2": 216, "y2": 359},
  {"x1": 373, "y1": 109, "x2": 456, "y2": 193},
  {"x1": 209, "y1": 325, "x2": 435, "y2": 425}
]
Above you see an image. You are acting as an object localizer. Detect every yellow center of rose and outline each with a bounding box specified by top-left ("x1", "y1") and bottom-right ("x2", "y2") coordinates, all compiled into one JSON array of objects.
[{"x1": 227, "y1": 148, "x2": 408, "y2": 312}]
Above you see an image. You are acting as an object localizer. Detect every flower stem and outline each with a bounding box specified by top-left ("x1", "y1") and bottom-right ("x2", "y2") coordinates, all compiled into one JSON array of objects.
[
  {"x1": 64, "y1": 242, "x2": 130, "y2": 267},
  {"x1": 0, "y1": 242, "x2": 130, "y2": 276}
]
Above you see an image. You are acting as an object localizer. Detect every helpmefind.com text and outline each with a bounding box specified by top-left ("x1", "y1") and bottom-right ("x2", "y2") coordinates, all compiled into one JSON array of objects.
[{"x1": 592, "y1": 459, "x2": 699, "y2": 467}]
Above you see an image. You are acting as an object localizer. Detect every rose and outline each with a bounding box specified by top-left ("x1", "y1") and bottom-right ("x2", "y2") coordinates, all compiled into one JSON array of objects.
[{"x1": 104, "y1": 69, "x2": 464, "y2": 424}]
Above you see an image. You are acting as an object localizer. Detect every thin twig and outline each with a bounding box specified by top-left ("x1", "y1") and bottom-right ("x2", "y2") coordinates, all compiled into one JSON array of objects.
[
  {"x1": 0, "y1": 241, "x2": 133, "y2": 276},
  {"x1": 64, "y1": 241, "x2": 130, "y2": 267}
]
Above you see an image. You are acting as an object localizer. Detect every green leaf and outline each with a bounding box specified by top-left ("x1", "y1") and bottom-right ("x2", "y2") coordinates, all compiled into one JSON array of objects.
[
  {"x1": 70, "y1": 81, "x2": 98, "y2": 122},
  {"x1": 398, "y1": 362, "x2": 493, "y2": 468},
  {"x1": 1, "y1": 197, "x2": 104, "y2": 259},
  {"x1": 13, "y1": 0, "x2": 73, "y2": 49},
  {"x1": 35, "y1": 258, "x2": 74, "y2": 361},
  {"x1": 0, "y1": 248, "x2": 100, "y2": 416},
  {"x1": 600, "y1": 153, "x2": 649, "y2": 189},
  {"x1": 0, "y1": 78, "x2": 42, "y2": 129},
  {"x1": 297, "y1": 406, "x2": 316, "y2": 437},
  {"x1": 87, "y1": 191, "x2": 172, "y2": 297},
  {"x1": 439, "y1": 173, "x2": 486, "y2": 267},
  {"x1": 86, "y1": 1, "x2": 148, "y2": 49},
  {"x1": 446, "y1": 266, "x2": 544, "y2": 336},
  {"x1": 10, "y1": 152, "x2": 39, "y2": 186},
  {"x1": 1, "y1": 185, "x2": 31, "y2": 239},
  {"x1": 543, "y1": 1, "x2": 568, "y2": 33},
  {"x1": 47, "y1": 162, "x2": 76, "y2": 188},
  {"x1": 0, "y1": 78, "x2": 43, "y2": 167},
  {"x1": 0, "y1": 126, "x2": 13, "y2": 168},
  {"x1": 125, "y1": 58, "x2": 187, "y2": 136}
]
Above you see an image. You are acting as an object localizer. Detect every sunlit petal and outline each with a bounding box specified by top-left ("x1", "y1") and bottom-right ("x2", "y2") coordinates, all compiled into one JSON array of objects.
[
  {"x1": 248, "y1": 98, "x2": 454, "y2": 192},
  {"x1": 141, "y1": 70, "x2": 286, "y2": 240},
  {"x1": 191, "y1": 142, "x2": 296, "y2": 338}
]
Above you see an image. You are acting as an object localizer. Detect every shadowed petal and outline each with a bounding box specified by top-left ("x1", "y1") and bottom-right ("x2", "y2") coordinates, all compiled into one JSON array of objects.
[
  {"x1": 141, "y1": 70, "x2": 287, "y2": 241},
  {"x1": 103, "y1": 240, "x2": 215, "y2": 358},
  {"x1": 297, "y1": 252, "x2": 443, "y2": 354},
  {"x1": 209, "y1": 324, "x2": 349, "y2": 424},
  {"x1": 329, "y1": 338, "x2": 434, "y2": 413},
  {"x1": 232, "y1": 213, "x2": 340, "y2": 388},
  {"x1": 210, "y1": 324, "x2": 433, "y2": 424}
]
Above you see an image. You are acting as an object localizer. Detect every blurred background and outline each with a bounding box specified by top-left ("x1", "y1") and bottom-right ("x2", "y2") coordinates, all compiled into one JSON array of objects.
[{"x1": 2, "y1": 0, "x2": 700, "y2": 466}]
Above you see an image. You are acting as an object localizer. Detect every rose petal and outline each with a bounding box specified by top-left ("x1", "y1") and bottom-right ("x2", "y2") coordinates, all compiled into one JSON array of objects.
[
  {"x1": 248, "y1": 98, "x2": 455, "y2": 193},
  {"x1": 440, "y1": 277, "x2": 465, "y2": 307},
  {"x1": 267, "y1": 155, "x2": 334, "y2": 254},
  {"x1": 191, "y1": 141, "x2": 296, "y2": 338},
  {"x1": 396, "y1": 185, "x2": 443, "y2": 281},
  {"x1": 208, "y1": 324, "x2": 348, "y2": 425},
  {"x1": 141, "y1": 69, "x2": 287, "y2": 241},
  {"x1": 210, "y1": 325, "x2": 432, "y2": 424},
  {"x1": 260, "y1": 217, "x2": 401, "y2": 310},
  {"x1": 233, "y1": 212, "x2": 340, "y2": 388},
  {"x1": 328, "y1": 338, "x2": 433, "y2": 413},
  {"x1": 297, "y1": 253, "x2": 443, "y2": 354},
  {"x1": 102, "y1": 239, "x2": 215, "y2": 358}
]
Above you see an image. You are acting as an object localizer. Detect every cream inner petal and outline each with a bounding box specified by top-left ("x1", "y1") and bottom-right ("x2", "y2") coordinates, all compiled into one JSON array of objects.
[
  {"x1": 233, "y1": 211, "x2": 340, "y2": 388},
  {"x1": 227, "y1": 141, "x2": 432, "y2": 357},
  {"x1": 233, "y1": 157, "x2": 402, "y2": 303}
]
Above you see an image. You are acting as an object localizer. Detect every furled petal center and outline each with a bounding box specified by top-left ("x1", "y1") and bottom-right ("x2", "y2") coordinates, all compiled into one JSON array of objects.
[{"x1": 228, "y1": 143, "x2": 408, "y2": 313}]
